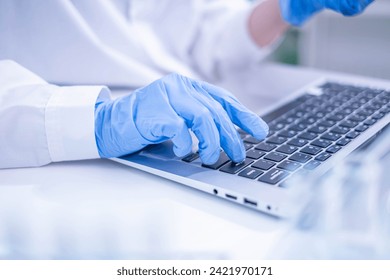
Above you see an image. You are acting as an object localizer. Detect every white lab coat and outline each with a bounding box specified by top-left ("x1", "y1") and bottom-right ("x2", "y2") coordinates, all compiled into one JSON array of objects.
[{"x1": 0, "y1": 0, "x2": 270, "y2": 169}]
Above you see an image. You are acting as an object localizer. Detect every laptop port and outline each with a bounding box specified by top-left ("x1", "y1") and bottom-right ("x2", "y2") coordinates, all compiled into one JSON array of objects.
[
  {"x1": 244, "y1": 198, "x2": 257, "y2": 207},
  {"x1": 213, "y1": 189, "x2": 218, "y2": 195},
  {"x1": 225, "y1": 194, "x2": 237, "y2": 200}
]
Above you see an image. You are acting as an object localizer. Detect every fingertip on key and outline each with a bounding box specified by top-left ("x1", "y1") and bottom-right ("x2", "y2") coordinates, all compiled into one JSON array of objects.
[
  {"x1": 199, "y1": 148, "x2": 221, "y2": 165},
  {"x1": 250, "y1": 116, "x2": 269, "y2": 140}
]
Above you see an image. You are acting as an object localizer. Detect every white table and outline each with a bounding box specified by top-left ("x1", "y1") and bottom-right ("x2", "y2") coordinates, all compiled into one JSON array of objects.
[{"x1": 0, "y1": 63, "x2": 387, "y2": 260}]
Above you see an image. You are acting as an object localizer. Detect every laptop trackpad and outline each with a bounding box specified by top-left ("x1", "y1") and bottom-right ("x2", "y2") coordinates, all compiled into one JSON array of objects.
[{"x1": 138, "y1": 141, "x2": 179, "y2": 160}]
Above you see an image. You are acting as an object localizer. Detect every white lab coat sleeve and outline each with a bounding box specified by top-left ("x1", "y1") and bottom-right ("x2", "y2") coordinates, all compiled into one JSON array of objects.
[
  {"x1": 145, "y1": 0, "x2": 273, "y2": 81},
  {"x1": 190, "y1": 1, "x2": 273, "y2": 79},
  {"x1": 0, "y1": 60, "x2": 111, "y2": 169}
]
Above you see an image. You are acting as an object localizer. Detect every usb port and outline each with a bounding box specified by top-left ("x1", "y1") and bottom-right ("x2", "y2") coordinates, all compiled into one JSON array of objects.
[
  {"x1": 244, "y1": 198, "x2": 257, "y2": 207},
  {"x1": 225, "y1": 194, "x2": 237, "y2": 200}
]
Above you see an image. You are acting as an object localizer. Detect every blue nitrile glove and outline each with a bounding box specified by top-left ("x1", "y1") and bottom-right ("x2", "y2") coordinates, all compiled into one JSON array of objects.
[
  {"x1": 94, "y1": 73, "x2": 268, "y2": 165},
  {"x1": 279, "y1": 0, "x2": 374, "y2": 26}
]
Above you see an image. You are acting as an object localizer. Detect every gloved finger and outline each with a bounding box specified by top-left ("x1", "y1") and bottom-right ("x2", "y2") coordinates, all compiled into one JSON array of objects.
[
  {"x1": 141, "y1": 116, "x2": 193, "y2": 157},
  {"x1": 190, "y1": 83, "x2": 246, "y2": 163},
  {"x1": 177, "y1": 99, "x2": 221, "y2": 165},
  {"x1": 161, "y1": 118, "x2": 194, "y2": 157},
  {"x1": 195, "y1": 80, "x2": 269, "y2": 140}
]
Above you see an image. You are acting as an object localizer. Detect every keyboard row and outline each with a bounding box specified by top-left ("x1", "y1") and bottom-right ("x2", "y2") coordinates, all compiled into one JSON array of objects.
[{"x1": 181, "y1": 83, "x2": 390, "y2": 186}]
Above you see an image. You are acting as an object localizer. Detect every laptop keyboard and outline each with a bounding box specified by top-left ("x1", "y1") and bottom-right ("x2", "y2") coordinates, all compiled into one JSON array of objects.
[{"x1": 182, "y1": 82, "x2": 390, "y2": 187}]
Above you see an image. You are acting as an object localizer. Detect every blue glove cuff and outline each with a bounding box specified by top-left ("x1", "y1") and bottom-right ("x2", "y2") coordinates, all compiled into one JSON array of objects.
[{"x1": 279, "y1": 0, "x2": 324, "y2": 26}]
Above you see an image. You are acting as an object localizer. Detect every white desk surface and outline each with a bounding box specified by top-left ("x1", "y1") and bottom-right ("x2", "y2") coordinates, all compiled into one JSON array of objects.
[{"x1": 0, "y1": 63, "x2": 386, "y2": 260}]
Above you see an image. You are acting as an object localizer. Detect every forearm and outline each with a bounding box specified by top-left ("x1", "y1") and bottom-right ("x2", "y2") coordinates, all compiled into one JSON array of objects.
[
  {"x1": 0, "y1": 60, "x2": 108, "y2": 169},
  {"x1": 248, "y1": 0, "x2": 289, "y2": 48}
]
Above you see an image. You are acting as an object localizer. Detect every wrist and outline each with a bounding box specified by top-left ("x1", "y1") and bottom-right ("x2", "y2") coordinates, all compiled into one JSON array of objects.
[
  {"x1": 94, "y1": 96, "x2": 114, "y2": 158},
  {"x1": 248, "y1": 0, "x2": 289, "y2": 47}
]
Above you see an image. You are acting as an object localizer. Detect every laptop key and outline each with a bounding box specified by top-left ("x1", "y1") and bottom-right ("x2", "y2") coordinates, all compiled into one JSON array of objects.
[
  {"x1": 327, "y1": 113, "x2": 344, "y2": 122},
  {"x1": 202, "y1": 152, "x2": 230, "y2": 170},
  {"x1": 252, "y1": 159, "x2": 276, "y2": 170},
  {"x1": 350, "y1": 102, "x2": 361, "y2": 109},
  {"x1": 341, "y1": 107, "x2": 354, "y2": 114},
  {"x1": 258, "y1": 168, "x2": 290, "y2": 185},
  {"x1": 289, "y1": 123, "x2": 307, "y2": 131},
  {"x1": 317, "y1": 120, "x2": 335, "y2": 127},
  {"x1": 246, "y1": 149, "x2": 265, "y2": 159},
  {"x1": 182, "y1": 152, "x2": 199, "y2": 163},
  {"x1": 287, "y1": 138, "x2": 308, "y2": 147},
  {"x1": 289, "y1": 152, "x2": 312, "y2": 163},
  {"x1": 291, "y1": 110, "x2": 305, "y2": 118},
  {"x1": 308, "y1": 126, "x2": 327, "y2": 134},
  {"x1": 355, "y1": 125, "x2": 369, "y2": 132},
  {"x1": 348, "y1": 115, "x2": 366, "y2": 122},
  {"x1": 276, "y1": 145, "x2": 298, "y2": 155},
  {"x1": 356, "y1": 108, "x2": 374, "y2": 117},
  {"x1": 370, "y1": 102, "x2": 382, "y2": 110},
  {"x1": 315, "y1": 152, "x2": 332, "y2": 161},
  {"x1": 264, "y1": 152, "x2": 287, "y2": 162},
  {"x1": 219, "y1": 159, "x2": 253, "y2": 174},
  {"x1": 238, "y1": 167, "x2": 263, "y2": 179},
  {"x1": 346, "y1": 131, "x2": 360, "y2": 139},
  {"x1": 339, "y1": 120, "x2": 358, "y2": 128},
  {"x1": 269, "y1": 122, "x2": 286, "y2": 131},
  {"x1": 267, "y1": 136, "x2": 287, "y2": 145},
  {"x1": 277, "y1": 160, "x2": 301, "y2": 171},
  {"x1": 280, "y1": 116, "x2": 296, "y2": 124},
  {"x1": 326, "y1": 145, "x2": 342, "y2": 154},
  {"x1": 363, "y1": 118, "x2": 376, "y2": 126},
  {"x1": 304, "y1": 160, "x2": 322, "y2": 170},
  {"x1": 255, "y1": 142, "x2": 276, "y2": 152},
  {"x1": 278, "y1": 130, "x2": 298, "y2": 138},
  {"x1": 302, "y1": 116, "x2": 317, "y2": 124},
  {"x1": 330, "y1": 126, "x2": 350, "y2": 135},
  {"x1": 300, "y1": 145, "x2": 322, "y2": 156},
  {"x1": 314, "y1": 110, "x2": 327, "y2": 119},
  {"x1": 336, "y1": 138, "x2": 351, "y2": 146},
  {"x1": 244, "y1": 143, "x2": 253, "y2": 150},
  {"x1": 298, "y1": 132, "x2": 317, "y2": 140},
  {"x1": 311, "y1": 138, "x2": 332, "y2": 148},
  {"x1": 321, "y1": 132, "x2": 341, "y2": 141},
  {"x1": 372, "y1": 112, "x2": 385, "y2": 120}
]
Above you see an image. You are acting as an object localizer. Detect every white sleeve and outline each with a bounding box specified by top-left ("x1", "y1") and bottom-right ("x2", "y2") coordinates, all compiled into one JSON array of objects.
[
  {"x1": 143, "y1": 0, "x2": 273, "y2": 81},
  {"x1": 0, "y1": 60, "x2": 111, "y2": 169},
  {"x1": 190, "y1": 1, "x2": 271, "y2": 79}
]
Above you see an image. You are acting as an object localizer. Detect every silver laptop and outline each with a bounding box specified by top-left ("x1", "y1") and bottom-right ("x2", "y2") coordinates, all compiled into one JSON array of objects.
[{"x1": 111, "y1": 78, "x2": 390, "y2": 217}]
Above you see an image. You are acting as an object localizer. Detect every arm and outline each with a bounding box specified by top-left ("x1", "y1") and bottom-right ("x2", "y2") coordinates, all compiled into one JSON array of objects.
[
  {"x1": 0, "y1": 60, "x2": 109, "y2": 168},
  {"x1": 248, "y1": 0, "x2": 289, "y2": 48},
  {"x1": 248, "y1": 0, "x2": 375, "y2": 47},
  {"x1": 0, "y1": 60, "x2": 268, "y2": 168}
]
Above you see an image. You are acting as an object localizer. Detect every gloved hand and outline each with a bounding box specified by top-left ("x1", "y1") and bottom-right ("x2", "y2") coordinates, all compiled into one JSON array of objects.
[
  {"x1": 279, "y1": 0, "x2": 375, "y2": 26},
  {"x1": 94, "y1": 73, "x2": 268, "y2": 164}
]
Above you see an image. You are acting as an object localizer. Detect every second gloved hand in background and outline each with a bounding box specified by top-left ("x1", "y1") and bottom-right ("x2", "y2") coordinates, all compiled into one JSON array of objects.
[
  {"x1": 280, "y1": 0, "x2": 375, "y2": 26},
  {"x1": 94, "y1": 73, "x2": 269, "y2": 165}
]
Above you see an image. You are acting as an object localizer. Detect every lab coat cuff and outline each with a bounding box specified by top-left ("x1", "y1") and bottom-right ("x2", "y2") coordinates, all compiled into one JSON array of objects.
[{"x1": 45, "y1": 86, "x2": 111, "y2": 162}]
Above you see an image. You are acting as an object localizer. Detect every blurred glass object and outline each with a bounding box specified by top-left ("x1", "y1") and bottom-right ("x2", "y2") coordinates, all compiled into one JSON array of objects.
[
  {"x1": 269, "y1": 29, "x2": 300, "y2": 65},
  {"x1": 298, "y1": 0, "x2": 390, "y2": 79},
  {"x1": 0, "y1": 190, "x2": 225, "y2": 259},
  {"x1": 269, "y1": 126, "x2": 390, "y2": 259}
]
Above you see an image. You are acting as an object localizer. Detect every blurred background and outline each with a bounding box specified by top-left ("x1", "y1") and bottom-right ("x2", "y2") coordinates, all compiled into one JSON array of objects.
[{"x1": 269, "y1": 0, "x2": 390, "y2": 80}]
